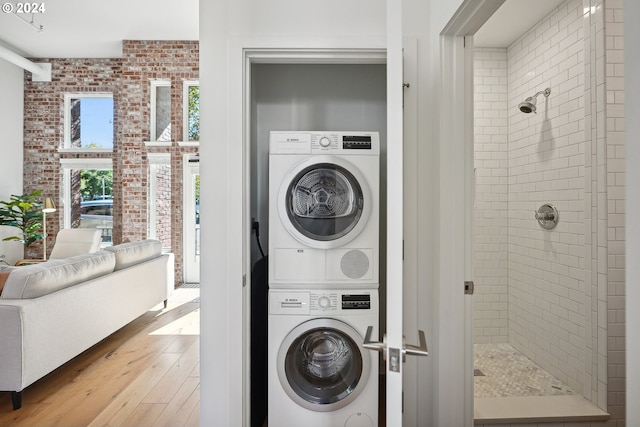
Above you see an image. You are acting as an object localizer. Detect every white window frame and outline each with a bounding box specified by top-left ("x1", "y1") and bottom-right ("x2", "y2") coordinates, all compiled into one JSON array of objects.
[
  {"x1": 180, "y1": 80, "x2": 200, "y2": 146},
  {"x1": 62, "y1": 93, "x2": 114, "y2": 152},
  {"x1": 60, "y1": 158, "x2": 113, "y2": 234},
  {"x1": 147, "y1": 80, "x2": 172, "y2": 147}
]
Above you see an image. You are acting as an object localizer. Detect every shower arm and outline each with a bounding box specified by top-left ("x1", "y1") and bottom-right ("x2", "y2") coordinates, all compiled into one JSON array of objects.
[{"x1": 532, "y1": 88, "x2": 551, "y2": 100}]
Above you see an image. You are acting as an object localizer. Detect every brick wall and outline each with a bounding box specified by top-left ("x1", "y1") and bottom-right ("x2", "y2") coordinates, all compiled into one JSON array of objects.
[
  {"x1": 153, "y1": 164, "x2": 172, "y2": 247},
  {"x1": 22, "y1": 57, "x2": 120, "y2": 258},
  {"x1": 23, "y1": 41, "x2": 200, "y2": 286}
]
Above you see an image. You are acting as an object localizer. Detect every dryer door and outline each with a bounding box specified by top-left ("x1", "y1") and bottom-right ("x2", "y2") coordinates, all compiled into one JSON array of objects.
[
  {"x1": 278, "y1": 155, "x2": 372, "y2": 249},
  {"x1": 277, "y1": 318, "x2": 370, "y2": 412}
]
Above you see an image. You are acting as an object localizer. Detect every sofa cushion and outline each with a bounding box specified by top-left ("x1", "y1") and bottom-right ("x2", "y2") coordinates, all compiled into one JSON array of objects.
[
  {"x1": 0, "y1": 251, "x2": 116, "y2": 299},
  {"x1": 0, "y1": 265, "x2": 16, "y2": 296},
  {"x1": 105, "y1": 239, "x2": 162, "y2": 271}
]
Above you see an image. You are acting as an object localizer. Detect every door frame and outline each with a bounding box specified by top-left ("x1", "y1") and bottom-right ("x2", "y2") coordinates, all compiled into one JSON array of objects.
[
  {"x1": 439, "y1": 1, "x2": 505, "y2": 425},
  {"x1": 239, "y1": 40, "x2": 387, "y2": 425}
]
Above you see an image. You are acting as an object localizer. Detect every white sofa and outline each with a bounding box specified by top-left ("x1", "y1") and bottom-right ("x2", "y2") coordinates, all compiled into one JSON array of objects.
[{"x1": 0, "y1": 239, "x2": 174, "y2": 410}]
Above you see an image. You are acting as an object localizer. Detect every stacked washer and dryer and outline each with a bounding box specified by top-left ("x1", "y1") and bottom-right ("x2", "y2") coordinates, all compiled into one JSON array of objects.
[{"x1": 268, "y1": 131, "x2": 380, "y2": 427}]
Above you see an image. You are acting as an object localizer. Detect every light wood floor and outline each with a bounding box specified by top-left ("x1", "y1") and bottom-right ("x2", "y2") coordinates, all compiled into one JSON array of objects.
[{"x1": 0, "y1": 288, "x2": 201, "y2": 427}]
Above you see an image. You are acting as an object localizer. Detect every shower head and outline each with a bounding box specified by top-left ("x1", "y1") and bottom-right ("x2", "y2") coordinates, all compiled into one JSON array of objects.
[
  {"x1": 518, "y1": 97, "x2": 536, "y2": 113},
  {"x1": 518, "y1": 87, "x2": 551, "y2": 114}
]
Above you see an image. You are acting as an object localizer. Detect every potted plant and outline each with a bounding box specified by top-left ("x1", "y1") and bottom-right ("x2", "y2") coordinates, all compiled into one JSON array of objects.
[{"x1": 0, "y1": 190, "x2": 45, "y2": 249}]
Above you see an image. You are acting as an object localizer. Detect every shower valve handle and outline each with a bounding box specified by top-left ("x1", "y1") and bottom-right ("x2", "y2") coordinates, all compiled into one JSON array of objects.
[
  {"x1": 534, "y1": 204, "x2": 559, "y2": 230},
  {"x1": 534, "y1": 211, "x2": 555, "y2": 221}
]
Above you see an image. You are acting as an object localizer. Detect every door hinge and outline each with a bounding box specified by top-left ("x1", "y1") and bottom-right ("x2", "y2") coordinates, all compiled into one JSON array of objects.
[
  {"x1": 402, "y1": 82, "x2": 410, "y2": 109},
  {"x1": 242, "y1": 274, "x2": 247, "y2": 287},
  {"x1": 464, "y1": 281, "x2": 474, "y2": 295}
]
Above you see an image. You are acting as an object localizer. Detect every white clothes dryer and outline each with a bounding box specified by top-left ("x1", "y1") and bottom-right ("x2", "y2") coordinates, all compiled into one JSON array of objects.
[
  {"x1": 268, "y1": 288, "x2": 379, "y2": 427},
  {"x1": 269, "y1": 131, "x2": 380, "y2": 288}
]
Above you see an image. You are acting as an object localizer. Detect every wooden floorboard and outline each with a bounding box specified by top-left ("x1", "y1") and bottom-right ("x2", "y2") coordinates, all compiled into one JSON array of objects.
[{"x1": 0, "y1": 289, "x2": 200, "y2": 427}]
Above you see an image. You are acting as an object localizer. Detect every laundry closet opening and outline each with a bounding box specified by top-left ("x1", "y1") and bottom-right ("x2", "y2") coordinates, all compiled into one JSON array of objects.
[{"x1": 248, "y1": 61, "x2": 387, "y2": 427}]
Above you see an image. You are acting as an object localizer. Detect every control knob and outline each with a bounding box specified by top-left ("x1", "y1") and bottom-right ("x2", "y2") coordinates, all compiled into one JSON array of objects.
[
  {"x1": 318, "y1": 295, "x2": 331, "y2": 309},
  {"x1": 319, "y1": 136, "x2": 331, "y2": 148}
]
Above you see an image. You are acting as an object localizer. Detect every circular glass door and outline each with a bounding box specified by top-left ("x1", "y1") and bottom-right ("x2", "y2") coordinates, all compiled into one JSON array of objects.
[
  {"x1": 278, "y1": 156, "x2": 372, "y2": 249},
  {"x1": 277, "y1": 318, "x2": 370, "y2": 412}
]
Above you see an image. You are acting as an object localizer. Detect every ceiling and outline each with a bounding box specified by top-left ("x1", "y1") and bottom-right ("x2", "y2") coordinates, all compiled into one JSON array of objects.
[
  {"x1": 0, "y1": 0, "x2": 563, "y2": 60},
  {"x1": 0, "y1": 0, "x2": 198, "y2": 58},
  {"x1": 474, "y1": 0, "x2": 566, "y2": 47}
]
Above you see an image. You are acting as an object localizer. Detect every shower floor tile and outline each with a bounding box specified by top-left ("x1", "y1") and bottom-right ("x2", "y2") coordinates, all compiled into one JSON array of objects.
[{"x1": 474, "y1": 343, "x2": 576, "y2": 398}]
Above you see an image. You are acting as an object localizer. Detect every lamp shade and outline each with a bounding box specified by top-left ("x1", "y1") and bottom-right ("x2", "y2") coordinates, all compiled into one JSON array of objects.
[{"x1": 42, "y1": 197, "x2": 56, "y2": 213}]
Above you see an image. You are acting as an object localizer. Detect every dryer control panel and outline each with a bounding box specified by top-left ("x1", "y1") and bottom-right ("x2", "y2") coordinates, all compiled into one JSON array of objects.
[
  {"x1": 270, "y1": 131, "x2": 380, "y2": 155},
  {"x1": 270, "y1": 290, "x2": 376, "y2": 314}
]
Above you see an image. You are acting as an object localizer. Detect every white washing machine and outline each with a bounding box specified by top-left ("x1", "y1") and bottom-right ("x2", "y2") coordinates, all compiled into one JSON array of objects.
[
  {"x1": 268, "y1": 288, "x2": 379, "y2": 427},
  {"x1": 269, "y1": 131, "x2": 380, "y2": 289}
]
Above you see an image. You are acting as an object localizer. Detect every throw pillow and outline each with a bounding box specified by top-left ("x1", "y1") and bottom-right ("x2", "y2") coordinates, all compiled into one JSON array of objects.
[{"x1": 0, "y1": 266, "x2": 16, "y2": 296}]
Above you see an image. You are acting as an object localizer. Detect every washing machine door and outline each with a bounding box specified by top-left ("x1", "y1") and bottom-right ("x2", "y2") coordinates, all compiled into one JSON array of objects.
[
  {"x1": 278, "y1": 155, "x2": 372, "y2": 249},
  {"x1": 277, "y1": 318, "x2": 371, "y2": 412}
]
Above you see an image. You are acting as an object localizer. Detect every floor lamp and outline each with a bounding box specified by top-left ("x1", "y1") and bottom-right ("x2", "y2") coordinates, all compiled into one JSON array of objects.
[{"x1": 42, "y1": 197, "x2": 56, "y2": 260}]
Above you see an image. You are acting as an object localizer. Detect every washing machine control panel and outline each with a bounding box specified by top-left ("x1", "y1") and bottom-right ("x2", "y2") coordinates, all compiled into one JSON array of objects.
[
  {"x1": 309, "y1": 292, "x2": 372, "y2": 311},
  {"x1": 309, "y1": 133, "x2": 375, "y2": 151},
  {"x1": 310, "y1": 293, "x2": 338, "y2": 310},
  {"x1": 310, "y1": 134, "x2": 339, "y2": 150}
]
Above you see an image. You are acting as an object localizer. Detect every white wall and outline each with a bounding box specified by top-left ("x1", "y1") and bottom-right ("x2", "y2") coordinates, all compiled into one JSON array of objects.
[
  {"x1": 625, "y1": 0, "x2": 640, "y2": 423},
  {"x1": 506, "y1": 0, "x2": 588, "y2": 395},
  {"x1": 199, "y1": 2, "x2": 389, "y2": 426},
  {"x1": 0, "y1": 59, "x2": 24, "y2": 265},
  {"x1": 473, "y1": 47, "x2": 509, "y2": 344},
  {"x1": 0, "y1": 60, "x2": 24, "y2": 198},
  {"x1": 199, "y1": 0, "x2": 449, "y2": 425}
]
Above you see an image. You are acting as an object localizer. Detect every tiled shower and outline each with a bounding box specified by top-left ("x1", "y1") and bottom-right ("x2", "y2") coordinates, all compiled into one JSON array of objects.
[{"x1": 473, "y1": 0, "x2": 625, "y2": 419}]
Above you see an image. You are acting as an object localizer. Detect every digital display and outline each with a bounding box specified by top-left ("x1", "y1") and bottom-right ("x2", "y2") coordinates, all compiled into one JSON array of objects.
[
  {"x1": 342, "y1": 135, "x2": 372, "y2": 150},
  {"x1": 342, "y1": 294, "x2": 371, "y2": 310}
]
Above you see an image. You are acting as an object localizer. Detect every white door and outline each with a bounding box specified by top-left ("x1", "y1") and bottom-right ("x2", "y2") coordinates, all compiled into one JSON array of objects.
[
  {"x1": 385, "y1": 0, "x2": 407, "y2": 423},
  {"x1": 364, "y1": 1, "x2": 430, "y2": 425},
  {"x1": 183, "y1": 155, "x2": 200, "y2": 283}
]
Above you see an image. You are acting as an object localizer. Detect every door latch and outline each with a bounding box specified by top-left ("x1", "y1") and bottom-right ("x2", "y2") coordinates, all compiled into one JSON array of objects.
[{"x1": 464, "y1": 281, "x2": 474, "y2": 295}]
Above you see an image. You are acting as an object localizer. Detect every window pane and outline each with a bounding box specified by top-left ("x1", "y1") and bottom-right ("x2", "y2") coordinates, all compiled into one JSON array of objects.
[
  {"x1": 70, "y1": 169, "x2": 113, "y2": 244},
  {"x1": 155, "y1": 85, "x2": 172, "y2": 141},
  {"x1": 188, "y1": 85, "x2": 200, "y2": 141},
  {"x1": 69, "y1": 97, "x2": 114, "y2": 149}
]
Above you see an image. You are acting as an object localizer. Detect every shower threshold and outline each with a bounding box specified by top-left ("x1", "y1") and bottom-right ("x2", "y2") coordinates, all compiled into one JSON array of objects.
[
  {"x1": 475, "y1": 395, "x2": 609, "y2": 424},
  {"x1": 473, "y1": 344, "x2": 609, "y2": 424}
]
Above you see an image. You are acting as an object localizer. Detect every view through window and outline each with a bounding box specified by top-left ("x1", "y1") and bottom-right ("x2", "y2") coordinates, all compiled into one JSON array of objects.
[
  {"x1": 72, "y1": 169, "x2": 113, "y2": 243},
  {"x1": 184, "y1": 82, "x2": 200, "y2": 142},
  {"x1": 64, "y1": 94, "x2": 114, "y2": 149}
]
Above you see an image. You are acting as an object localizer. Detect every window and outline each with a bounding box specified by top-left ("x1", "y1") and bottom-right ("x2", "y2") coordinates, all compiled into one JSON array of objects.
[
  {"x1": 183, "y1": 81, "x2": 199, "y2": 142},
  {"x1": 61, "y1": 159, "x2": 113, "y2": 245},
  {"x1": 150, "y1": 81, "x2": 172, "y2": 142},
  {"x1": 63, "y1": 93, "x2": 114, "y2": 150}
]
